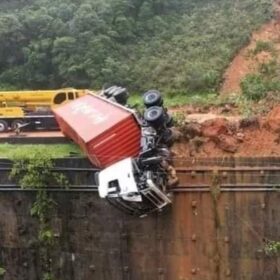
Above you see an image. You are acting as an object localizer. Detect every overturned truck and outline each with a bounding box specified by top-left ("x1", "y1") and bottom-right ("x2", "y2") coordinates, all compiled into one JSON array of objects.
[{"x1": 53, "y1": 87, "x2": 177, "y2": 216}]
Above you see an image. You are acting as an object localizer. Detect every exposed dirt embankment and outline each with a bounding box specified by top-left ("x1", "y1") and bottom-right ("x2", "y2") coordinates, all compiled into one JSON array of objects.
[
  {"x1": 172, "y1": 105, "x2": 280, "y2": 158},
  {"x1": 220, "y1": 0, "x2": 280, "y2": 94},
  {"x1": 175, "y1": 3, "x2": 280, "y2": 157},
  {"x1": 221, "y1": 20, "x2": 280, "y2": 95}
]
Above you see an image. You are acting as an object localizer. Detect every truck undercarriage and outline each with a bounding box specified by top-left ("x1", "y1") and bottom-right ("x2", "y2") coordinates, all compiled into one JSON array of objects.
[
  {"x1": 97, "y1": 87, "x2": 177, "y2": 216},
  {"x1": 0, "y1": 114, "x2": 58, "y2": 132}
]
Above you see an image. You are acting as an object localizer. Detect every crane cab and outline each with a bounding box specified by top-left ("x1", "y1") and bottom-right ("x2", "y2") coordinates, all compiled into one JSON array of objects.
[{"x1": 52, "y1": 89, "x2": 86, "y2": 107}]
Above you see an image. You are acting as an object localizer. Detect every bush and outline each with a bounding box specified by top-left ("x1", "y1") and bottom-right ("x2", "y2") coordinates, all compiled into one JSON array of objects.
[
  {"x1": 259, "y1": 59, "x2": 278, "y2": 77},
  {"x1": 253, "y1": 40, "x2": 274, "y2": 55},
  {"x1": 241, "y1": 74, "x2": 267, "y2": 101}
]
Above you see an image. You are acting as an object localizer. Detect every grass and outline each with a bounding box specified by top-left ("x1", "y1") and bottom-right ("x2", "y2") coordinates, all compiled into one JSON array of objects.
[
  {"x1": 129, "y1": 92, "x2": 218, "y2": 108},
  {"x1": 253, "y1": 40, "x2": 275, "y2": 55},
  {"x1": 0, "y1": 143, "x2": 83, "y2": 159}
]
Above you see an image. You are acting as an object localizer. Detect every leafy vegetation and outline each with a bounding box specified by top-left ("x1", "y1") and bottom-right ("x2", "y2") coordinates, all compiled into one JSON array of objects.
[
  {"x1": 0, "y1": 267, "x2": 5, "y2": 277},
  {"x1": 264, "y1": 240, "x2": 280, "y2": 256},
  {"x1": 241, "y1": 74, "x2": 267, "y2": 101},
  {"x1": 10, "y1": 153, "x2": 69, "y2": 280},
  {"x1": 172, "y1": 111, "x2": 186, "y2": 129},
  {"x1": 253, "y1": 40, "x2": 275, "y2": 55},
  {"x1": 0, "y1": 0, "x2": 273, "y2": 96},
  {"x1": 241, "y1": 56, "x2": 280, "y2": 102},
  {"x1": 129, "y1": 91, "x2": 218, "y2": 108},
  {"x1": 239, "y1": 22, "x2": 280, "y2": 105},
  {"x1": 0, "y1": 143, "x2": 82, "y2": 159}
]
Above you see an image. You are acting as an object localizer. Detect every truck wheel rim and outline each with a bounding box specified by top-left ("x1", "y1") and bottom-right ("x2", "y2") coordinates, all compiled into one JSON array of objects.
[
  {"x1": 147, "y1": 93, "x2": 157, "y2": 102},
  {"x1": 147, "y1": 109, "x2": 158, "y2": 119},
  {"x1": 0, "y1": 123, "x2": 5, "y2": 132}
]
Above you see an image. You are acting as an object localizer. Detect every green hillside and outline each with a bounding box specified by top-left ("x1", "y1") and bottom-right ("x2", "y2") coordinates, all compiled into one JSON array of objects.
[{"x1": 0, "y1": 0, "x2": 273, "y2": 95}]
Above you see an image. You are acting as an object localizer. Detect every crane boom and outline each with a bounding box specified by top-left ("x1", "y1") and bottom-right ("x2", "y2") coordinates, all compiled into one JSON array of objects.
[
  {"x1": 0, "y1": 88, "x2": 89, "y2": 132},
  {"x1": 0, "y1": 88, "x2": 87, "y2": 108}
]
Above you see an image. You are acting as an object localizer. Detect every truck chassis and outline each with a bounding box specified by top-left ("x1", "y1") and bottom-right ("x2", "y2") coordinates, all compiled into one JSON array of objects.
[{"x1": 0, "y1": 114, "x2": 58, "y2": 132}]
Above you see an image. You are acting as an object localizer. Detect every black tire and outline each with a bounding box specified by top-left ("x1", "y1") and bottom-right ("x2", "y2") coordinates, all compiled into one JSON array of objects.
[
  {"x1": 0, "y1": 120, "x2": 8, "y2": 132},
  {"x1": 103, "y1": 86, "x2": 117, "y2": 97},
  {"x1": 165, "y1": 114, "x2": 174, "y2": 128},
  {"x1": 113, "y1": 87, "x2": 128, "y2": 105},
  {"x1": 143, "y1": 90, "x2": 163, "y2": 107},
  {"x1": 11, "y1": 119, "x2": 24, "y2": 130},
  {"x1": 144, "y1": 106, "x2": 165, "y2": 128}
]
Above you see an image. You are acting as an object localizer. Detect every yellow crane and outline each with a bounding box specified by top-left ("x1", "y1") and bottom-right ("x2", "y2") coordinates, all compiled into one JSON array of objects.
[{"x1": 0, "y1": 88, "x2": 87, "y2": 132}]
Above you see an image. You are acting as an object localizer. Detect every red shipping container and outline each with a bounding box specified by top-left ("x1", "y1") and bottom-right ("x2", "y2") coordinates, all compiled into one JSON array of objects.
[{"x1": 53, "y1": 93, "x2": 141, "y2": 168}]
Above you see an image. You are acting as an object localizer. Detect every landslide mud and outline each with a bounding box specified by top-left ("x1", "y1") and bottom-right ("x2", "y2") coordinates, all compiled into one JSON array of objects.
[{"x1": 172, "y1": 105, "x2": 280, "y2": 158}]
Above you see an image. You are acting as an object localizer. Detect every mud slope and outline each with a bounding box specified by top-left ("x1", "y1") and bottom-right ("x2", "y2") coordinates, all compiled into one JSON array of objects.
[
  {"x1": 172, "y1": 105, "x2": 280, "y2": 158},
  {"x1": 220, "y1": 20, "x2": 280, "y2": 95}
]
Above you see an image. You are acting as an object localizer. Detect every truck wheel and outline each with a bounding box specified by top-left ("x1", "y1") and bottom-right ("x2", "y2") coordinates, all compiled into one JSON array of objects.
[
  {"x1": 113, "y1": 87, "x2": 129, "y2": 105},
  {"x1": 11, "y1": 120, "x2": 24, "y2": 130},
  {"x1": 0, "y1": 120, "x2": 8, "y2": 132},
  {"x1": 165, "y1": 114, "x2": 174, "y2": 127},
  {"x1": 143, "y1": 90, "x2": 163, "y2": 107},
  {"x1": 144, "y1": 106, "x2": 165, "y2": 128}
]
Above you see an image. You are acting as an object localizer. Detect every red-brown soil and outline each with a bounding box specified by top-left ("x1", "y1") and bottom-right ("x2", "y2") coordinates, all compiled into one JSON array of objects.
[
  {"x1": 171, "y1": 3, "x2": 280, "y2": 158},
  {"x1": 172, "y1": 106, "x2": 280, "y2": 158}
]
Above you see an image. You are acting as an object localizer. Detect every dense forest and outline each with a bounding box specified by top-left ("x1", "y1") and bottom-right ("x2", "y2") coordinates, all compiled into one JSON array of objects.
[{"x1": 0, "y1": 0, "x2": 273, "y2": 94}]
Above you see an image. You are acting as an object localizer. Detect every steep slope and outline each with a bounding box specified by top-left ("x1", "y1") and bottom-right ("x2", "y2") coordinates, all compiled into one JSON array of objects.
[
  {"x1": 221, "y1": 21, "x2": 280, "y2": 95},
  {"x1": 221, "y1": 1, "x2": 280, "y2": 95}
]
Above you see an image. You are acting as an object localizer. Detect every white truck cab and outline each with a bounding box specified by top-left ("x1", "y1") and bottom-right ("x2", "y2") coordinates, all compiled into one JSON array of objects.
[
  {"x1": 98, "y1": 157, "x2": 172, "y2": 215},
  {"x1": 98, "y1": 158, "x2": 142, "y2": 202}
]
